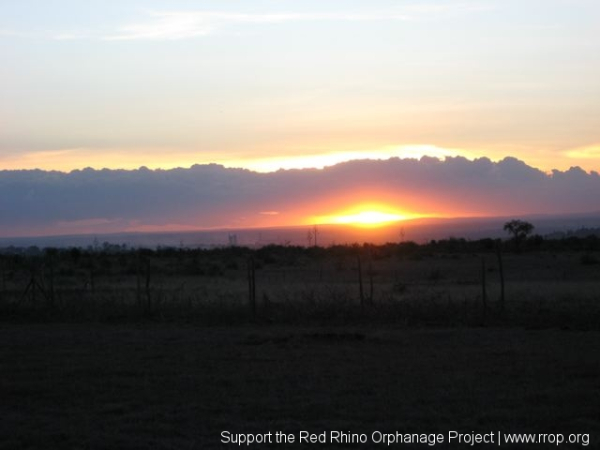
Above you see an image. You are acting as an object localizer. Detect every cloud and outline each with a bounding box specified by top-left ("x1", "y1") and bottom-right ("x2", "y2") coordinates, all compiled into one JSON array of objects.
[
  {"x1": 0, "y1": 156, "x2": 598, "y2": 237},
  {"x1": 102, "y1": 2, "x2": 490, "y2": 41},
  {"x1": 102, "y1": 10, "x2": 408, "y2": 41},
  {"x1": 1, "y1": 3, "x2": 492, "y2": 42}
]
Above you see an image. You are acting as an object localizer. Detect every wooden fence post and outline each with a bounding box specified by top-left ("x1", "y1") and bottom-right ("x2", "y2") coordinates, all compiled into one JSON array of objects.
[
  {"x1": 368, "y1": 249, "x2": 374, "y2": 305},
  {"x1": 136, "y1": 253, "x2": 142, "y2": 310},
  {"x1": 247, "y1": 257, "x2": 256, "y2": 319},
  {"x1": 357, "y1": 253, "x2": 364, "y2": 308},
  {"x1": 496, "y1": 244, "x2": 505, "y2": 314},
  {"x1": 48, "y1": 258, "x2": 55, "y2": 309},
  {"x1": 0, "y1": 259, "x2": 6, "y2": 295},
  {"x1": 89, "y1": 263, "x2": 95, "y2": 294},
  {"x1": 481, "y1": 257, "x2": 487, "y2": 324},
  {"x1": 145, "y1": 257, "x2": 151, "y2": 314}
]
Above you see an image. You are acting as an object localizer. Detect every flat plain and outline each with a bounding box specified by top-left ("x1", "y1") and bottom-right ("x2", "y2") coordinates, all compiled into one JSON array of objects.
[
  {"x1": 1, "y1": 324, "x2": 599, "y2": 449},
  {"x1": 1, "y1": 243, "x2": 599, "y2": 448}
]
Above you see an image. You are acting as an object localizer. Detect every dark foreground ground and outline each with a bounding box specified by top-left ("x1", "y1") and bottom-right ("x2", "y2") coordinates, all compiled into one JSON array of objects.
[{"x1": 1, "y1": 324, "x2": 598, "y2": 449}]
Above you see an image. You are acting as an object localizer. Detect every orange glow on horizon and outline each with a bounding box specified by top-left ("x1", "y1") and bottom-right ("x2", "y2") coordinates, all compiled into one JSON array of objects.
[{"x1": 310, "y1": 204, "x2": 421, "y2": 228}]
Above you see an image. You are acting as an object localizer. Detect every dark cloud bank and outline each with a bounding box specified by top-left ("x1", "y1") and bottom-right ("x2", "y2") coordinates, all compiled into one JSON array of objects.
[{"x1": 1, "y1": 156, "x2": 599, "y2": 238}]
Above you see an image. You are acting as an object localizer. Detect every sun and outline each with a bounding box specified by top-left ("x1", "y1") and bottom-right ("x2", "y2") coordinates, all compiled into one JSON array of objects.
[
  {"x1": 311, "y1": 205, "x2": 413, "y2": 228},
  {"x1": 331, "y1": 211, "x2": 408, "y2": 226}
]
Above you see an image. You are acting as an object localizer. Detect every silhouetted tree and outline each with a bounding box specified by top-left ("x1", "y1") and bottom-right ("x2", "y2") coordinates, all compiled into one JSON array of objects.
[{"x1": 503, "y1": 219, "x2": 534, "y2": 252}]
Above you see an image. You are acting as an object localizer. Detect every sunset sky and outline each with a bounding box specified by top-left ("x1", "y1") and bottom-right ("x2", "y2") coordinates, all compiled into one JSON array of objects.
[{"x1": 2, "y1": 0, "x2": 599, "y2": 174}]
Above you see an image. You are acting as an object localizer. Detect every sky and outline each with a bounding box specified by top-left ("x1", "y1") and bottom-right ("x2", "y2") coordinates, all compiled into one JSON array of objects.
[{"x1": 1, "y1": 0, "x2": 600, "y2": 174}]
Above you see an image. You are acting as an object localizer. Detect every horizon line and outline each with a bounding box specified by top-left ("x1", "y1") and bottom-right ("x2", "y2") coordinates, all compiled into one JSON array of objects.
[{"x1": 2, "y1": 210, "x2": 600, "y2": 242}]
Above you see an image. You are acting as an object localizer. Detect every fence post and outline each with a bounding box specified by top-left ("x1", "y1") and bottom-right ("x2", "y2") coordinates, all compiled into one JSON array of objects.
[
  {"x1": 45, "y1": 250, "x2": 57, "y2": 310},
  {"x1": 357, "y1": 253, "x2": 364, "y2": 308},
  {"x1": 248, "y1": 257, "x2": 256, "y2": 319},
  {"x1": 481, "y1": 257, "x2": 487, "y2": 324},
  {"x1": 368, "y1": 249, "x2": 374, "y2": 305},
  {"x1": 136, "y1": 252, "x2": 142, "y2": 310},
  {"x1": 89, "y1": 263, "x2": 95, "y2": 294},
  {"x1": 145, "y1": 257, "x2": 151, "y2": 314},
  {"x1": 31, "y1": 269, "x2": 36, "y2": 305},
  {"x1": 496, "y1": 244, "x2": 505, "y2": 314},
  {"x1": 0, "y1": 258, "x2": 5, "y2": 295}
]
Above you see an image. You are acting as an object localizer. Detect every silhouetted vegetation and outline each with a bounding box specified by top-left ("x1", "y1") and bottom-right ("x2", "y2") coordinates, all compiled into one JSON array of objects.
[
  {"x1": 504, "y1": 219, "x2": 535, "y2": 252},
  {"x1": 1, "y1": 233, "x2": 598, "y2": 448},
  {"x1": 0, "y1": 233, "x2": 598, "y2": 328}
]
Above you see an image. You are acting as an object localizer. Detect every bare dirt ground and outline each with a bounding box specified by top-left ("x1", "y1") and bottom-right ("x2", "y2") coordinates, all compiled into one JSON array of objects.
[{"x1": 1, "y1": 324, "x2": 598, "y2": 449}]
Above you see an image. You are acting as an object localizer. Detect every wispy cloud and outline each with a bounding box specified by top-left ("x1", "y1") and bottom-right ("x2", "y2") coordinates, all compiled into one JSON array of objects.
[
  {"x1": 0, "y1": 3, "x2": 492, "y2": 42},
  {"x1": 102, "y1": 2, "x2": 490, "y2": 41},
  {"x1": 102, "y1": 11, "x2": 408, "y2": 41}
]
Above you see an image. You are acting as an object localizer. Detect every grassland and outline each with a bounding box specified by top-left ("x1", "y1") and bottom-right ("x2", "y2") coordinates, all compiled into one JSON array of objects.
[
  {"x1": 1, "y1": 324, "x2": 599, "y2": 449},
  {"x1": 0, "y1": 240, "x2": 599, "y2": 448},
  {"x1": 1, "y1": 240, "x2": 599, "y2": 328}
]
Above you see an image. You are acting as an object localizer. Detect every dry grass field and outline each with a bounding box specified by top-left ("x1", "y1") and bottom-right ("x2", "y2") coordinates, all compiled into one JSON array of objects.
[
  {"x1": 1, "y1": 324, "x2": 599, "y2": 449},
  {"x1": 1, "y1": 244, "x2": 599, "y2": 328},
  {"x1": 0, "y1": 243, "x2": 599, "y2": 448}
]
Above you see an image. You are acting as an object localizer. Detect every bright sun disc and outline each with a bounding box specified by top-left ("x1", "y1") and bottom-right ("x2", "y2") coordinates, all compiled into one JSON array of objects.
[
  {"x1": 333, "y1": 211, "x2": 407, "y2": 226},
  {"x1": 312, "y1": 207, "x2": 411, "y2": 227}
]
